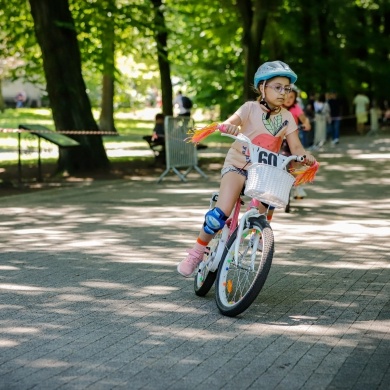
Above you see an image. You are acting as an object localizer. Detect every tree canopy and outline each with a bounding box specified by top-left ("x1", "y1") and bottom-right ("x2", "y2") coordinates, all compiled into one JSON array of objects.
[
  {"x1": 1, "y1": 0, "x2": 388, "y2": 108},
  {"x1": 0, "y1": 0, "x2": 388, "y2": 171}
]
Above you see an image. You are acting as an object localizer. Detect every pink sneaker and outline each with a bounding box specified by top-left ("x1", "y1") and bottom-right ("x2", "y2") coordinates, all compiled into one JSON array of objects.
[{"x1": 177, "y1": 247, "x2": 205, "y2": 278}]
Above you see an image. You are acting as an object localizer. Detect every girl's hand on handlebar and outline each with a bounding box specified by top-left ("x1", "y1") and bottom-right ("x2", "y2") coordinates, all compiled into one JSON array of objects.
[
  {"x1": 303, "y1": 154, "x2": 317, "y2": 166},
  {"x1": 219, "y1": 123, "x2": 240, "y2": 136}
]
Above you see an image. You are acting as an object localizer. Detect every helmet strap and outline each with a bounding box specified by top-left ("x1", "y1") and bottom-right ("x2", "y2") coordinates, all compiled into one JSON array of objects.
[
  {"x1": 259, "y1": 83, "x2": 281, "y2": 119},
  {"x1": 259, "y1": 100, "x2": 281, "y2": 120}
]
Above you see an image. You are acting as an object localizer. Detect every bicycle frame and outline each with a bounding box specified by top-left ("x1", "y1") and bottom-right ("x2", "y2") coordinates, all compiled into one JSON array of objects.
[
  {"x1": 195, "y1": 130, "x2": 312, "y2": 316},
  {"x1": 203, "y1": 194, "x2": 267, "y2": 273},
  {"x1": 208, "y1": 133, "x2": 303, "y2": 269},
  {"x1": 232, "y1": 207, "x2": 263, "y2": 269}
]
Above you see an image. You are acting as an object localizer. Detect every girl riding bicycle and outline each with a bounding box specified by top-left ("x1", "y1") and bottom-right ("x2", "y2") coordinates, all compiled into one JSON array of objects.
[{"x1": 177, "y1": 60, "x2": 317, "y2": 277}]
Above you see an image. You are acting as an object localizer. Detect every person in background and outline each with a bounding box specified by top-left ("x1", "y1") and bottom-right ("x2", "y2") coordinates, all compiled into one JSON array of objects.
[
  {"x1": 313, "y1": 93, "x2": 331, "y2": 149},
  {"x1": 327, "y1": 91, "x2": 342, "y2": 145},
  {"x1": 151, "y1": 113, "x2": 165, "y2": 142},
  {"x1": 304, "y1": 93, "x2": 316, "y2": 148},
  {"x1": 142, "y1": 113, "x2": 165, "y2": 163},
  {"x1": 173, "y1": 90, "x2": 207, "y2": 149},
  {"x1": 283, "y1": 86, "x2": 312, "y2": 148},
  {"x1": 353, "y1": 91, "x2": 370, "y2": 135},
  {"x1": 368, "y1": 100, "x2": 382, "y2": 135},
  {"x1": 382, "y1": 100, "x2": 390, "y2": 129},
  {"x1": 173, "y1": 90, "x2": 192, "y2": 117},
  {"x1": 15, "y1": 91, "x2": 26, "y2": 108},
  {"x1": 282, "y1": 86, "x2": 312, "y2": 199}
]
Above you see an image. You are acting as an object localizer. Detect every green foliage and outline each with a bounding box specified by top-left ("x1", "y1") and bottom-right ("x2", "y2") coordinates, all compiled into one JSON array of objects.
[
  {"x1": 165, "y1": 0, "x2": 244, "y2": 114},
  {"x1": 0, "y1": 0, "x2": 44, "y2": 83},
  {"x1": 243, "y1": 0, "x2": 390, "y2": 106},
  {"x1": 0, "y1": 0, "x2": 389, "y2": 117},
  {"x1": 69, "y1": 0, "x2": 158, "y2": 108}
]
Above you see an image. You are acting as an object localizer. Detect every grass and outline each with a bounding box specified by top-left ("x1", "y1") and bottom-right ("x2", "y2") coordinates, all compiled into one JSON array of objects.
[
  {"x1": 0, "y1": 107, "x2": 227, "y2": 194},
  {"x1": 0, "y1": 107, "x2": 230, "y2": 168},
  {"x1": 0, "y1": 108, "x2": 56, "y2": 130},
  {"x1": 0, "y1": 108, "x2": 154, "y2": 160},
  {"x1": 0, "y1": 107, "x2": 155, "y2": 136}
]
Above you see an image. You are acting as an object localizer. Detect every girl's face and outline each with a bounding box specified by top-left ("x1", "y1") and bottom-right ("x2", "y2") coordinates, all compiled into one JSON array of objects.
[
  {"x1": 260, "y1": 76, "x2": 292, "y2": 109},
  {"x1": 283, "y1": 91, "x2": 297, "y2": 109}
]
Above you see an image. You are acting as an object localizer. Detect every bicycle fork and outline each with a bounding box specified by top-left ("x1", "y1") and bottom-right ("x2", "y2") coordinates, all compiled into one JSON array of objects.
[{"x1": 233, "y1": 208, "x2": 264, "y2": 271}]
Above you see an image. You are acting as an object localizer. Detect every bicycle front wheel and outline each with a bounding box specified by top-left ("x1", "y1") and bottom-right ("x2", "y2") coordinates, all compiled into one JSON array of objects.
[
  {"x1": 215, "y1": 216, "x2": 274, "y2": 317},
  {"x1": 285, "y1": 189, "x2": 291, "y2": 213}
]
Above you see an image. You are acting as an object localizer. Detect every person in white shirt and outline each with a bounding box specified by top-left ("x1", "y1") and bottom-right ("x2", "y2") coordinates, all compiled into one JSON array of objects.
[{"x1": 313, "y1": 93, "x2": 331, "y2": 148}]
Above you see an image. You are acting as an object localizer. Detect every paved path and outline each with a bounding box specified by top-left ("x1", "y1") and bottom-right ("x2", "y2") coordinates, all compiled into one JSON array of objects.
[{"x1": 0, "y1": 135, "x2": 389, "y2": 389}]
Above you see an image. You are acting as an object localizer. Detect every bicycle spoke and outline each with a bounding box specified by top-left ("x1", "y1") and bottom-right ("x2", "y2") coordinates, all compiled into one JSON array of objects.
[{"x1": 216, "y1": 219, "x2": 274, "y2": 317}]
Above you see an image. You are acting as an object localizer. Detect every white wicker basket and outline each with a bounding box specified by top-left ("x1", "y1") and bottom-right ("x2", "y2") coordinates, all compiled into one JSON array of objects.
[{"x1": 244, "y1": 163, "x2": 295, "y2": 208}]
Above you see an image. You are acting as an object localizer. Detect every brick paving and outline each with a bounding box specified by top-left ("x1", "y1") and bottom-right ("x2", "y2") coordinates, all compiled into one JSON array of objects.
[{"x1": 0, "y1": 134, "x2": 389, "y2": 389}]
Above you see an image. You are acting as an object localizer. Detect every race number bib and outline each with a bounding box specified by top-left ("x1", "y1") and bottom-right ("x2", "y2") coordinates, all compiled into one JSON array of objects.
[{"x1": 251, "y1": 146, "x2": 289, "y2": 168}]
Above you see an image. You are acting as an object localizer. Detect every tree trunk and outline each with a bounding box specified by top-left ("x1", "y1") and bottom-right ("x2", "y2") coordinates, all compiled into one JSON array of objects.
[
  {"x1": 151, "y1": 0, "x2": 173, "y2": 116},
  {"x1": 316, "y1": 4, "x2": 330, "y2": 92},
  {"x1": 99, "y1": 0, "x2": 117, "y2": 132},
  {"x1": 99, "y1": 73, "x2": 116, "y2": 132},
  {"x1": 0, "y1": 79, "x2": 5, "y2": 112},
  {"x1": 28, "y1": 0, "x2": 109, "y2": 173},
  {"x1": 300, "y1": 0, "x2": 315, "y2": 89},
  {"x1": 236, "y1": 0, "x2": 270, "y2": 102}
]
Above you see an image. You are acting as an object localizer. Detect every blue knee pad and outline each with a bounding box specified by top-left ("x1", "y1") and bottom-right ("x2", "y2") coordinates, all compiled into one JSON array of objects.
[{"x1": 203, "y1": 207, "x2": 227, "y2": 235}]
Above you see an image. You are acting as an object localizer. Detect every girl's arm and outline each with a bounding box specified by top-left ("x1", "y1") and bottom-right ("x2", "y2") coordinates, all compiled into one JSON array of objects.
[
  {"x1": 221, "y1": 113, "x2": 241, "y2": 135},
  {"x1": 286, "y1": 131, "x2": 316, "y2": 165},
  {"x1": 298, "y1": 113, "x2": 311, "y2": 131}
]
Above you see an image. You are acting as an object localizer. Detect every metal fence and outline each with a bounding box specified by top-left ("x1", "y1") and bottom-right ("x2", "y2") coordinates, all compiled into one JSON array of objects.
[{"x1": 157, "y1": 116, "x2": 207, "y2": 183}]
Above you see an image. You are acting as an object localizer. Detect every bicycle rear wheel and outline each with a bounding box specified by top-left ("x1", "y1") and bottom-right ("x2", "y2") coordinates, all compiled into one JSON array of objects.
[
  {"x1": 215, "y1": 216, "x2": 274, "y2": 317},
  {"x1": 194, "y1": 231, "x2": 221, "y2": 296}
]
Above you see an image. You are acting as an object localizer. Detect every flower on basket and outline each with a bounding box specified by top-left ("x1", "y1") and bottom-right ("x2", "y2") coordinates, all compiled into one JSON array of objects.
[{"x1": 291, "y1": 162, "x2": 320, "y2": 186}]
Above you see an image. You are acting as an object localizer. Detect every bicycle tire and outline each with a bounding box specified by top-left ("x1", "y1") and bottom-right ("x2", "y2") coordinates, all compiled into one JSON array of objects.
[
  {"x1": 193, "y1": 232, "x2": 220, "y2": 296},
  {"x1": 285, "y1": 192, "x2": 291, "y2": 213},
  {"x1": 215, "y1": 216, "x2": 274, "y2": 317}
]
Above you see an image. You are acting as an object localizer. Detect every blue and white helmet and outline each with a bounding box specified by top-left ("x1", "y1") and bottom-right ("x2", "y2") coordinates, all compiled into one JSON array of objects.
[{"x1": 254, "y1": 61, "x2": 298, "y2": 88}]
